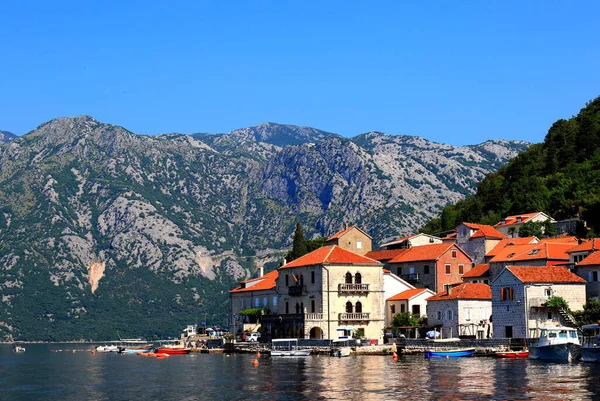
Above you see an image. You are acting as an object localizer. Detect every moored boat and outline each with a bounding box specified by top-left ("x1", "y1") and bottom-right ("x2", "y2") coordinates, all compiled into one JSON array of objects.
[
  {"x1": 331, "y1": 339, "x2": 352, "y2": 357},
  {"x1": 424, "y1": 348, "x2": 475, "y2": 358},
  {"x1": 95, "y1": 344, "x2": 119, "y2": 353},
  {"x1": 528, "y1": 326, "x2": 580, "y2": 361},
  {"x1": 155, "y1": 340, "x2": 191, "y2": 355},
  {"x1": 271, "y1": 338, "x2": 312, "y2": 356},
  {"x1": 12, "y1": 345, "x2": 25, "y2": 353},
  {"x1": 495, "y1": 350, "x2": 529, "y2": 358},
  {"x1": 115, "y1": 338, "x2": 154, "y2": 354},
  {"x1": 580, "y1": 324, "x2": 600, "y2": 362}
]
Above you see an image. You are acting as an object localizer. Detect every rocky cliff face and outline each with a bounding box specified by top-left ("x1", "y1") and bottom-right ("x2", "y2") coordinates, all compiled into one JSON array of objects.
[
  {"x1": 0, "y1": 116, "x2": 528, "y2": 340},
  {"x1": 0, "y1": 130, "x2": 16, "y2": 142}
]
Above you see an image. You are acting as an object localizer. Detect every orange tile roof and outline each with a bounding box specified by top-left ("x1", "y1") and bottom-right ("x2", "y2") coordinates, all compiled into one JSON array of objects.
[
  {"x1": 506, "y1": 266, "x2": 586, "y2": 283},
  {"x1": 538, "y1": 236, "x2": 579, "y2": 245},
  {"x1": 567, "y1": 238, "x2": 600, "y2": 253},
  {"x1": 486, "y1": 237, "x2": 538, "y2": 258},
  {"x1": 280, "y1": 245, "x2": 381, "y2": 269},
  {"x1": 388, "y1": 243, "x2": 462, "y2": 263},
  {"x1": 427, "y1": 283, "x2": 491, "y2": 301},
  {"x1": 230, "y1": 270, "x2": 278, "y2": 293},
  {"x1": 488, "y1": 242, "x2": 571, "y2": 263},
  {"x1": 387, "y1": 288, "x2": 430, "y2": 301},
  {"x1": 326, "y1": 225, "x2": 371, "y2": 241},
  {"x1": 462, "y1": 264, "x2": 489, "y2": 278},
  {"x1": 577, "y1": 251, "x2": 600, "y2": 266},
  {"x1": 494, "y1": 212, "x2": 544, "y2": 228},
  {"x1": 364, "y1": 249, "x2": 408, "y2": 261},
  {"x1": 463, "y1": 223, "x2": 507, "y2": 239}
]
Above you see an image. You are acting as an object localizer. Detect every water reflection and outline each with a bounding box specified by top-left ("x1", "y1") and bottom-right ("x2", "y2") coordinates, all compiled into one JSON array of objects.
[{"x1": 3, "y1": 345, "x2": 600, "y2": 400}]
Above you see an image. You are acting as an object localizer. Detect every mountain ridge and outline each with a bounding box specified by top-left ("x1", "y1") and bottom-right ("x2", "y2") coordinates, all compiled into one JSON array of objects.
[{"x1": 0, "y1": 116, "x2": 528, "y2": 341}]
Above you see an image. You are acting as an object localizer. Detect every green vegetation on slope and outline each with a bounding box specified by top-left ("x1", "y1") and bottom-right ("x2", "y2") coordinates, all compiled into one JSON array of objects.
[{"x1": 421, "y1": 96, "x2": 600, "y2": 236}]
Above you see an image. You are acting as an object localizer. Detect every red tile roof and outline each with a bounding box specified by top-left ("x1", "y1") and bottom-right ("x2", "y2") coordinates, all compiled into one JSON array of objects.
[
  {"x1": 388, "y1": 243, "x2": 462, "y2": 263},
  {"x1": 506, "y1": 266, "x2": 586, "y2": 284},
  {"x1": 567, "y1": 238, "x2": 600, "y2": 253},
  {"x1": 326, "y1": 225, "x2": 371, "y2": 241},
  {"x1": 280, "y1": 245, "x2": 381, "y2": 269},
  {"x1": 494, "y1": 212, "x2": 545, "y2": 228},
  {"x1": 463, "y1": 223, "x2": 507, "y2": 239},
  {"x1": 486, "y1": 237, "x2": 538, "y2": 258},
  {"x1": 577, "y1": 251, "x2": 600, "y2": 267},
  {"x1": 427, "y1": 283, "x2": 491, "y2": 301},
  {"x1": 387, "y1": 288, "x2": 430, "y2": 301},
  {"x1": 488, "y1": 242, "x2": 571, "y2": 263},
  {"x1": 230, "y1": 270, "x2": 278, "y2": 293},
  {"x1": 364, "y1": 249, "x2": 408, "y2": 261},
  {"x1": 462, "y1": 264, "x2": 489, "y2": 278}
]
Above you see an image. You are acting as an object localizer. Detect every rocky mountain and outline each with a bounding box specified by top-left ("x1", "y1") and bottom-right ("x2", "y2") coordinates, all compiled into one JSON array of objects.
[
  {"x1": 0, "y1": 116, "x2": 528, "y2": 341},
  {"x1": 0, "y1": 130, "x2": 16, "y2": 142}
]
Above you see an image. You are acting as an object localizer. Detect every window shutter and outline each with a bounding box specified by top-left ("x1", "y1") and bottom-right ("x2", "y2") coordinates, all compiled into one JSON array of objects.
[
  {"x1": 509, "y1": 287, "x2": 514, "y2": 301},
  {"x1": 500, "y1": 288, "x2": 505, "y2": 301}
]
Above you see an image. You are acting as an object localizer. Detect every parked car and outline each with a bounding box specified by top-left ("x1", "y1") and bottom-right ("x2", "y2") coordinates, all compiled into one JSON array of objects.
[{"x1": 247, "y1": 332, "x2": 261, "y2": 342}]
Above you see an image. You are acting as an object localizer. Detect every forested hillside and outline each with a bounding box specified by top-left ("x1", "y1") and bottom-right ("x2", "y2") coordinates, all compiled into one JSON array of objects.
[{"x1": 421, "y1": 96, "x2": 600, "y2": 236}]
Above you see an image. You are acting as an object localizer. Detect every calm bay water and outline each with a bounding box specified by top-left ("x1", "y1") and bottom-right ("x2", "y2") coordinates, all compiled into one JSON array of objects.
[{"x1": 2, "y1": 344, "x2": 600, "y2": 400}]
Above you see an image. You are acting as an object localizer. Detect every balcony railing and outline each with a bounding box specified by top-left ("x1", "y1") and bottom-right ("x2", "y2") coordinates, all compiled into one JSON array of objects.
[
  {"x1": 338, "y1": 283, "x2": 370, "y2": 293},
  {"x1": 288, "y1": 285, "x2": 306, "y2": 296},
  {"x1": 304, "y1": 313, "x2": 323, "y2": 321},
  {"x1": 339, "y1": 313, "x2": 370, "y2": 321},
  {"x1": 401, "y1": 273, "x2": 420, "y2": 283}
]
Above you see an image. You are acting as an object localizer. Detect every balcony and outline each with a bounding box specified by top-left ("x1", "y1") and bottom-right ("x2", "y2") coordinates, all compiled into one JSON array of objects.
[
  {"x1": 401, "y1": 273, "x2": 420, "y2": 283},
  {"x1": 288, "y1": 285, "x2": 306, "y2": 296},
  {"x1": 339, "y1": 313, "x2": 370, "y2": 322},
  {"x1": 304, "y1": 313, "x2": 323, "y2": 321},
  {"x1": 338, "y1": 283, "x2": 370, "y2": 293},
  {"x1": 529, "y1": 297, "x2": 549, "y2": 308}
]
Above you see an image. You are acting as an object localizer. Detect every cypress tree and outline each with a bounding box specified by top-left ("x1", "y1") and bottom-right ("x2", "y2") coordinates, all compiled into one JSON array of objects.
[{"x1": 291, "y1": 221, "x2": 308, "y2": 260}]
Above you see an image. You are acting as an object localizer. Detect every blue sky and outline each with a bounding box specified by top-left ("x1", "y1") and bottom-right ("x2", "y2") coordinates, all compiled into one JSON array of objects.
[{"x1": 2, "y1": 1, "x2": 599, "y2": 145}]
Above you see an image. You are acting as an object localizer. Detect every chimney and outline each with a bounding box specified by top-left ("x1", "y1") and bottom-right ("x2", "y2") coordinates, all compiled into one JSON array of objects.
[
  {"x1": 444, "y1": 284, "x2": 452, "y2": 295},
  {"x1": 258, "y1": 266, "x2": 264, "y2": 277},
  {"x1": 344, "y1": 222, "x2": 348, "y2": 230},
  {"x1": 282, "y1": 258, "x2": 287, "y2": 266}
]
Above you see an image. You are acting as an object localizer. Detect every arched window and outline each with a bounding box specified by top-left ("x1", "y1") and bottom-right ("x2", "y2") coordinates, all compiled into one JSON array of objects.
[
  {"x1": 345, "y1": 272, "x2": 353, "y2": 284},
  {"x1": 355, "y1": 272, "x2": 362, "y2": 284},
  {"x1": 295, "y1": 303, "x2": 300, "y2": 314},
  {"x1": 346, "y1": 301, "x2": 353, "y2": 313},
  {"x1": 355, "y1": 301, "x2": 363, "y2": 313}
]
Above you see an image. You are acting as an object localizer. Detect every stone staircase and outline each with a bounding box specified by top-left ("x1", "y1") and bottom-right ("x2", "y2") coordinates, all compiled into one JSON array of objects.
[{"x1": 559, "y1": 308, "x2": 578, "y2": 327}]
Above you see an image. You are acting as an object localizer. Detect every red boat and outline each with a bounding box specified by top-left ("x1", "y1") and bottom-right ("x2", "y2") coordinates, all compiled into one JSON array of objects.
[
  {"x1": 495, "y1": 350, "x2": 529, "y2": 358},
  {"x1": 155, "y1": 346, "x2": 191, "y2": 355}
]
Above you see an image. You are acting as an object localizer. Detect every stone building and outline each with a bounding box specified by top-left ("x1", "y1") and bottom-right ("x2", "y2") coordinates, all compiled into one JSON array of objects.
[
  {"x1": 426, "y1": 283, "x2": 492, "y2": 339},
  {"x1": 461, "y1": 264, "x2": 490, "y2": 284},
  {"x1": 387, "y1": 243, "x2": 473, "y2": 293},
  {"x1": 569, "y1": 239, "x2": 600, "y2": 299},
  {"x1": 229, "y1": 267, "x2": 278, "y2": 336},
  {"x1": 325, "y1": 224, "x2": 372, "y2": 255},
  {"x1": 386, "y1": 287, "x2": 435, "y2": 325},
  {"x1": 260, "y1": 245, "x2": 385, "y2": 341},
  {"x1": 493, "y1": 212, "x2": 554, "y2": 238},
  {"x1": 491, "y1": 266, "x2": 586, "y2": 339},
  {"x1": 456, "y1": 223, "x2": 506, "y2": 265}
]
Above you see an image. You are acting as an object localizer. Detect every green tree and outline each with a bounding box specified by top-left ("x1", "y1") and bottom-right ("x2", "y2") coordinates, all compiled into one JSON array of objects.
[
  {"x1": 287, "y1": 221, "x2": 308, "y2": 262},
  {"x1": 392, "y1": 312, "x2": 419, "y2": 327},
  {"x1": 518, "y1": 221, "x2": 545, "y2": 238},
  {"x1": 574, "y1": 299, "x2": 600, "y2": 325}
]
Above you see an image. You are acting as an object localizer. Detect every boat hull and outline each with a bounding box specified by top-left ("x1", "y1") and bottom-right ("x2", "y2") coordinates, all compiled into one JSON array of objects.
[
  {"x1": 528, "y1": 343, "x2": 581, "y2": 361},
  {"x1": 496, "y1": 351, "x2": 529, "y2": 358},
  {"x1": 425, "y1": 348, "x2": 475, "y2": 358},
  {"x1": 119, "y1": 347, "x2": 154, "y2": 354},
  {"x1": 581, "y1": 346, "x2": 600, "y2": 362},
  {"x1": 271, "y1": 349, "x2": 312, "y2": 357},
  {"x1": 332, "y1": 347, "x2": 351, "y2": 357},
  {"x1": 155, "y1": 348, "x2": 191, "y2": 355}
]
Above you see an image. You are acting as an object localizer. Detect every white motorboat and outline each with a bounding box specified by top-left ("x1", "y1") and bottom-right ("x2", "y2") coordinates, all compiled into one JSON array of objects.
[
  {"x1": 271, "y1": 339, "x2": 312, "y2": 356},
  {"x1": 95, "y1": 344, "x2": 119, "y2": 353},
  {"x1": 331, "y1": 339, "x2": 352, "y2": 357},
  {"x1": 528, "y1": 326, "x2": 581, "y2": 361}
]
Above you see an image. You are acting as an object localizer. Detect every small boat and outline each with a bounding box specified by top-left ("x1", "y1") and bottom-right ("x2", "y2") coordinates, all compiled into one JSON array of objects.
[
  {"x1": 580, "y1": 324, "x2": 600, "y2": 362},
  {"x1": 528, "y1": 326, "x2": 581, "y2": 361},
  {"x1": 495, "y1": 349, "x2": 529, "y2": 358},
  {"x1": 114, "y1": 338, "x2": 154, "y2": 354},
  {"x1": 331, "y1": 339, "x2": 352, "y2": 357},
  {"x1": 155, "y1": 340, "x2": 191, "y2": 355},
  {"x1": 424, "y1": 348, "x2": 475, "y2": 358},
  {"x1": 271, "y1": 338, "x2": 312, "y2": 356},
  {"x1": 95, "y1": 345, "x2": 119, "y2": 353},
  {"x1": 12, "y1": 345, "x2": 26, "y2": 353}
]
